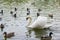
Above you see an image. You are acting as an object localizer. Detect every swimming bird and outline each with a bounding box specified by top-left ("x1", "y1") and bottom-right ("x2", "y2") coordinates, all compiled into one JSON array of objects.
[
  {"x1": 37, "y1": 9, "x2": 41, "y2": 17},
  {"x1": 0, "y1": 24, "x2": 4, "y2": 31},
  {"x1": 13, "y1": 14, "x2": 17, "y2": 18},
  {"x1": 15, "y1": 8, "x2": 17, "y2": 11},
  {"x1": 27, "y1": 8, "x2": 30, "y2": 11},
  {"x1": 26, "y1": 14, "x2": 53, "y2": 29},
  {"x1": 10, "y1": 11, "x2": 13, "y2": 15},
  {"x1": 37, "y1": 13, "x2": 40, "y2": 17},
  {"x1": 41, "y1": 32, "x2": 53, "y2": 40},
  {"x1": 0, "y1": 10, "x2": 3, "y2": 15},
  {"x1": 27, "y1": 8, "x2": 30, "y2": 15},
  {"x1": 3, "y1": 32, "x2": 15, "y2": 40}
]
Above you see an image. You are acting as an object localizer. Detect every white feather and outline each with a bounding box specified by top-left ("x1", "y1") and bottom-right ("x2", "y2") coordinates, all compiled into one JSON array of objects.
[{"x1": 27, "y1": 16, "x2": 53, "y2": 29}]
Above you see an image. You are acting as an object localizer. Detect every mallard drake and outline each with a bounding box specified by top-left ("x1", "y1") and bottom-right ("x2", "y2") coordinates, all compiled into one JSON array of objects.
[{"x1": 41, "y1": 32, "x2": 53, "y2": 40}]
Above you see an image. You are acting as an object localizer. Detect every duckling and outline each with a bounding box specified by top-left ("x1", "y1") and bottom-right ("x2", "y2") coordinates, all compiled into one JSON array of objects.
[
  {"x1": 0, "y1": 24, "x2": 4, "y2": 31},
  {"x1": 0, "y1": 10, "x2": 3, "y2": 15},
  {"x1": 41, "y1": 32, "x2": 53, "y2": 40},
  {"x1": 3, "y1": 32, "x2": 15, "y2": 40}
]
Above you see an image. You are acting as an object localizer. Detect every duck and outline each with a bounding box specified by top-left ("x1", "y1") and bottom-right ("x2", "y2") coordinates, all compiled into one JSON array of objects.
[
  {"x1": 13, "y1": 14, "x2": 17, "y2": 18},
  {"x1": 27, "y1": 8, "x2": 30, "y2": 15},
  {"x1": 27, "y1": 8, "x2": 30, "y2": 11},
  {"x1": 15, "y1": 8, "x2": 17, "y2": 11},
  {"x1": 37, "y1": 9, "x2": 41, "y2": 17},
  {"x1": 3, "y1": 32, "x2": 15, "y2": 38},
  {"x1": 10, "y1": 11, "x2": 13, "y2": 15},
  {"x1": 26, "y1": 13, "x2": 53, "y2": 29},
  {"x1": 41, "y1": 32, "x2": 53, "y2": 40},
  {"x1": 0, "y1": 24, "x2": 4, "y2": 31},
  {"x1": 0, "y1": 10, "x2": 3, "y2": 15},
  {"x1": 37, "y1": 13, "x2": 40, "y2": 17}
]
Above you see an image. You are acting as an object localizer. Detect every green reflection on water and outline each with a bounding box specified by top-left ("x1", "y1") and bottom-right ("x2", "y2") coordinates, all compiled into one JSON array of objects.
[{"x1": 0, "y1": 0, "x2": 29, "y2": 5}]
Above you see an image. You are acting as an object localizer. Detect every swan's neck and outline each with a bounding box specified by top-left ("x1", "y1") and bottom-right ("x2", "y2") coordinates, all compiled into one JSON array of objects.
[{"x1": 27, "y1": 17, "x2": 32, "y2": 26}]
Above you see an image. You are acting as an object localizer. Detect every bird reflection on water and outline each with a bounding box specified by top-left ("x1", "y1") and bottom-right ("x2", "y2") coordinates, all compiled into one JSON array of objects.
[{"x1": 25, "y1": 27, "x2": 50, "y2": 40}]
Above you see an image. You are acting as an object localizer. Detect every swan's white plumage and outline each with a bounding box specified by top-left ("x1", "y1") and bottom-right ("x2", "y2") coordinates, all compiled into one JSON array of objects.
[{"x1": 27, "y1": 16, "x2": 53, "y2": 29}]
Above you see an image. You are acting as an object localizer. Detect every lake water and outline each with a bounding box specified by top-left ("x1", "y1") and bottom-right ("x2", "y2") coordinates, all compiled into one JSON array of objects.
[{"x1": 0, "y1": 0, "x2": 60, "y2": 40}]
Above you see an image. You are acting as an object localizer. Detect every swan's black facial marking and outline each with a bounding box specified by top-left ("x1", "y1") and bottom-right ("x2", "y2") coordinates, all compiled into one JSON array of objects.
[{"x1": 26, "y1": 17, "x2": 28, "y2": 20}]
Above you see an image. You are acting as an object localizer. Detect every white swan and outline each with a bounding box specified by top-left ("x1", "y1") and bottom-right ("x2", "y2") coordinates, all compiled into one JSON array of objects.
[{"x1": 26, "y1": 14, "x2": 53, "y2": 29}]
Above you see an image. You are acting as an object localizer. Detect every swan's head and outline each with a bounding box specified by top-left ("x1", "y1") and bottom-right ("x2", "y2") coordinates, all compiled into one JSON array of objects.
[
  {"x1": 26, "y1": 16, "x2": 32, "y2": 20},
  {"x1": 48, "y1": 13, "x2": 53, "y2": 19}
]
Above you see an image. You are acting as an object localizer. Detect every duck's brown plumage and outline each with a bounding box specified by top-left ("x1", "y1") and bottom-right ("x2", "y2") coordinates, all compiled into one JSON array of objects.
[
  {"x1": 4, "y1": 32, "x2": 15, "y2": 38},
  {"x1": 41, "y1": 32, "x2": 53, "y2": 40}
]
